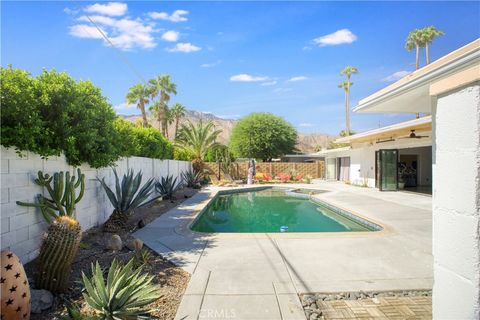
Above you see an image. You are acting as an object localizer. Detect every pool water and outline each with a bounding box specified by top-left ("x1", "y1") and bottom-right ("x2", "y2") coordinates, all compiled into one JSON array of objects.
[{"x1": 191, "y1": 189, "x2": 374, "y2": 233}]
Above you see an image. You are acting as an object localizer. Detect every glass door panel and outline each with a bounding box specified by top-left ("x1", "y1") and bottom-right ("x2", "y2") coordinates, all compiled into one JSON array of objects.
[{"x1": 380, "y1": 149, "x2": 398, "y2": 191}]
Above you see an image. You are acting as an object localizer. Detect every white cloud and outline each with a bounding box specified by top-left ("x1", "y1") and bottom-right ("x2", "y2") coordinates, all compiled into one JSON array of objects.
[
  {"x1": 261, "y1": 80, "x2": 277, "y2": 86},
  {"x1": 313, "y1": 29, "x2": 357, "y2": 46},
  {"x1": 273, "y1": 87, "x2": 293, "y2": 93},
  {"x1": 299, "y1": 123, "x2": 314, "y2": 127},
  {"x1": 302, "y1": 46, "x2": 312, "y2": 51},
  {"x1": 167, "y1": 42, "x2": 201, "y2": 53},
  {"x1": 149, "y1": 10, "x2": 189, "y2": 22},
  {"x1": 69, "y1": 24, "x2": 106, "y2": 39},
  {"x1": 230, "y1": 74, "x2": 269, "y2": 82},
  {"x1": 108, "y1": 18, "x2": 156, "y2": 50},
  {"x1": 382, "y1": 70, "x2": 411, "y2": 82},
  {"x1": 288, "y1": 76, "x2": 308, "y2": 82},
  {"x1": 84, "y1": 2, "x2": 127, "y2": 16},
  {"x1": 200, "y1": 60, "x2": 222, "y2": 68},
  {"x1": 161, "y1": 30, "x2": 180, "y2": 42},
  {"x1": 70, "y1": 18, "x2": 156, "y2": 50}
]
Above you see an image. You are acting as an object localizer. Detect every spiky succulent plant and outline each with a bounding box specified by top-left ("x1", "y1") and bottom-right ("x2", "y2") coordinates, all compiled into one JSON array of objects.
[
  {"x1": 155, "y1": 175, "x2": 182, "y2": 200},
  {"x1": 81, "y1": 258, "x2": 161, "y2": 320},
  {"x1": 181, "y1": 169, "x2": 202, "y2": 188},
  {"x1": 98, "y1": 169, "x2": 158, "y2": 231}
]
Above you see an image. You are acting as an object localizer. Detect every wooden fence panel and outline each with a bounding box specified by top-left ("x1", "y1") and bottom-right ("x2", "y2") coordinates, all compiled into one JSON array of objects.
[{"x1": 203, "y1": 161, "x2": 325, "y2": 179}]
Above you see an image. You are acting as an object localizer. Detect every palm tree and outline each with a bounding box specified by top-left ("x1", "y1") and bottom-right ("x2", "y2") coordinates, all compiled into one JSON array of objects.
[
  {"x1": 148, "y1": 75, "x2": 177, "y2": 136},
  {"x1": 148, "y1": 100, "x2": 163, "y2": 132},
  {"x1": 175, "y1": 120, "x2": 222, "y2": 172},
  {"x1": 421, "y1": 26, "x2": 445, "y2": 64},
  {"x1": 126, "y1": 84, "x2": 151, "y2": 127},
  {"x1": 170, "y1": 103, "x2": 187, "y2": 139},
  {"x1": 405, "y1": 29, "x2": 424, "y2": 70},
  {"x1": 339, "y1": 66, "x2": 358, "y2": 136}
]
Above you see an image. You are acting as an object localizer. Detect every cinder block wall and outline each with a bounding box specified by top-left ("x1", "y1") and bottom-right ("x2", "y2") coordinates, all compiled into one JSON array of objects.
[
  {"x1": 0, "y1": 146, "x2": 191, "y2": 263},
  {"x1": 433, "y1": 83, "x2": 480, "y2": 319}
]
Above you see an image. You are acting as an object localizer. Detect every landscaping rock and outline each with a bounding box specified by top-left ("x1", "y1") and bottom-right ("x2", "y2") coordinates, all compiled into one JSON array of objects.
[
  {"x1": 106, "y1": 234, "x2": 123, "y2": 251},
  {"x1": 127, "y1": 238, "x2": 144, "y2": 251},
  {"x1": 137, "y1": 219, "x2": 146, "y2": 229},
  {"x1": 310, "y1": 312, "x2": 319, "y2": 320},
  {"x1": 30, "y1": 289, "x2": 53, "y2": 314}
]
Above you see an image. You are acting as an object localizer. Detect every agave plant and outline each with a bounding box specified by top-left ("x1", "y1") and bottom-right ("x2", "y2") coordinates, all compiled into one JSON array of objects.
[
  {"x1": 98, "y1": 168, "x2": 157, "y2": 231},
  {"x1": 81, "y1": 258, "x2": 161, "y2": 320},
  {"x1": 155, "y1": 175, "x2": 182, "y2": 200},
  {"x1": 181, "y1": 170, "x2": 202, "y2": 189}
]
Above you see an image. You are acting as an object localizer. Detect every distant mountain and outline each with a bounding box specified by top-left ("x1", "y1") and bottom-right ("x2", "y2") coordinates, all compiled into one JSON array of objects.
[{"x1": 119, "y1": 111, "x2": 336, "y2": 154}]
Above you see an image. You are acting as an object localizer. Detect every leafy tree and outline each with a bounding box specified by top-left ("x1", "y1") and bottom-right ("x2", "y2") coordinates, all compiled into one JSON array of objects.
[
  {"x1": 1, "y1": 66, "x2": 120, "y2": 168},
  {"x1": 126, "y1": 83, "x2": 151, "y2": 127},
  {"x1": 148, "y1": 75, "x2": 177, "y2": 136},
  {"x1": 175, "y1": 120, "x2": 222, "y2": 160},
  {"x1": 170, "y1": 102, "x2": 187, "y2": 139},
  {"x1": 339, "y1": 66, "x2": 358, "y2": 136},
  {"x1": 229, "y1": 112, "x2": 297, "y2": 161}
]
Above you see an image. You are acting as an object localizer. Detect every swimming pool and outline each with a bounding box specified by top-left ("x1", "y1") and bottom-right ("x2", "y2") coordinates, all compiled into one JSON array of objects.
[{"x1": 190, "y1": 188, "x2": 380, "y2": 233}]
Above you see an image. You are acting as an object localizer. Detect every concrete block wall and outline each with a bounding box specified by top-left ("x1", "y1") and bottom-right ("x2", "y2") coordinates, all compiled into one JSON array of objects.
[
  {"x1": 432, "y1": 83, "x2": 480, "y2": 319},
  {"x1": 0, "y1": 146, "x2": 191, "y2": 263}
]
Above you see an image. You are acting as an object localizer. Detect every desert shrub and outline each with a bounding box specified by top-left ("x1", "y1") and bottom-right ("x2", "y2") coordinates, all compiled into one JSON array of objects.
[{"x1": 1, "y1": 66, "x2": 121, "y2": 168}]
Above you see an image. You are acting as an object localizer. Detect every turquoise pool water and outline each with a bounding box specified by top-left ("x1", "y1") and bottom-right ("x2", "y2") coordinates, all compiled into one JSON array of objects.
[{"x1": 191, "y1": 189, "x2": 375, "y2": 233}]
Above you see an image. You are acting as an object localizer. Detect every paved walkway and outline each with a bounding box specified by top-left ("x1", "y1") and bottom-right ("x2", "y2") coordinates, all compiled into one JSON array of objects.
[{"x1": 134, "y1": 182, "x2": 432, "y2": 320}]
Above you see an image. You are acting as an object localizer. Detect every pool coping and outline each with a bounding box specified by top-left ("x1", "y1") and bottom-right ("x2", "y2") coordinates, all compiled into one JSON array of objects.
[{"x1": 173, "y1": 185, "x2": 394, "y2": 239}]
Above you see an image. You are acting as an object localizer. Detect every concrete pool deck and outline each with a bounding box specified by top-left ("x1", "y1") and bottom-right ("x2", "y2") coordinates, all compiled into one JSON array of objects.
[{"x1": 133, "y1": 181, "x2": 433, "y2": 320}]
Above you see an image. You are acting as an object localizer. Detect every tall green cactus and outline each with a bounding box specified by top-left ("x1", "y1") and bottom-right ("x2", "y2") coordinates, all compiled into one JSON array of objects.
[
  {"x1": 17, "y1": 169, "x2": 85, "y2": 223},
  {"x1": 16, "y1": 169, "x2": 85, "y2": 293}
]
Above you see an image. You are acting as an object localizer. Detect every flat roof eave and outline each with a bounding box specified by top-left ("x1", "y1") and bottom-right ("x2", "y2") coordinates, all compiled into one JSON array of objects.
[
  {"x1": 354, "y1": 39, "x2": 480, "y2": 114},
  {"x1": 335, "y1": 116, "x2": 432, "y2": 144}
]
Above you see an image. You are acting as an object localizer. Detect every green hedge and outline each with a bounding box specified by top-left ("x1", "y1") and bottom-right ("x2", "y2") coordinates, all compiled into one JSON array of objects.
[
  {"x1": 1, "y1": 66, "x2": 173, "y2": 167},
  {"x1": 114, "y1": 119, "x2": 173, "y2": 159}
]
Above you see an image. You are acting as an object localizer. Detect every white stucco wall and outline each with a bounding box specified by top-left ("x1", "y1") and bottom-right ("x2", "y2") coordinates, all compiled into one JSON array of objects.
[
  {"x1": 432, "y1": 82, "x2": 480, "y2": 319},
  {"x1": 0, "y1": 146, "x2": 191, "y2": 263}
]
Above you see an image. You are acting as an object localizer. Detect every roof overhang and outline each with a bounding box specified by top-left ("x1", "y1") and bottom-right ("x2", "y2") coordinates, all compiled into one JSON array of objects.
[
  {"x1": 354, "y1": 39, "x2": 480, "y2": 114},
  {"x1": 315, "y1": 146, "x2": 351, "y2": 156},
  {"x1": 335, "y1": 116, "x2": 432, "y2": 144}
]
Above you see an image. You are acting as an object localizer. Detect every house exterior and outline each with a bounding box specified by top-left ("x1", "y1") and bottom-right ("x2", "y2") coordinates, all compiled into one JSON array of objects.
[
  {"x1": 353, "y1": 39, "x2": 480, "y2": 319},
  {"x1": 318, "y1": 116, "x2": 432, "y2": 192}
]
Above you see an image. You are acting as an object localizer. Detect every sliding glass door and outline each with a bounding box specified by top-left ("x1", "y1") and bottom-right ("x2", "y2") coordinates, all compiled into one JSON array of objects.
[{"x1": 376, "y1": 149, "x2": 398, "y2": 191}]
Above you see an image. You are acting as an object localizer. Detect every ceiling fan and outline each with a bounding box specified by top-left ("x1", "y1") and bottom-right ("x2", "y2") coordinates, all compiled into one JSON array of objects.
[{"x1": 401, "y1": 129, "x2": 429, "y2": 139}]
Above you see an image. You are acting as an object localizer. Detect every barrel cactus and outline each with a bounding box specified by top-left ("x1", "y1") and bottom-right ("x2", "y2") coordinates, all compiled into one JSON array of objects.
[{"x1": 17, "y1": 169, "x2": 85, "y2": 293}]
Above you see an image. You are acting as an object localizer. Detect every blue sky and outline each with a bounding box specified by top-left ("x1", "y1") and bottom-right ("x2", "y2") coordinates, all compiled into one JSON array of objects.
[{"x1": 2, "y1": 1, "x2": 479, "y2": 135}]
